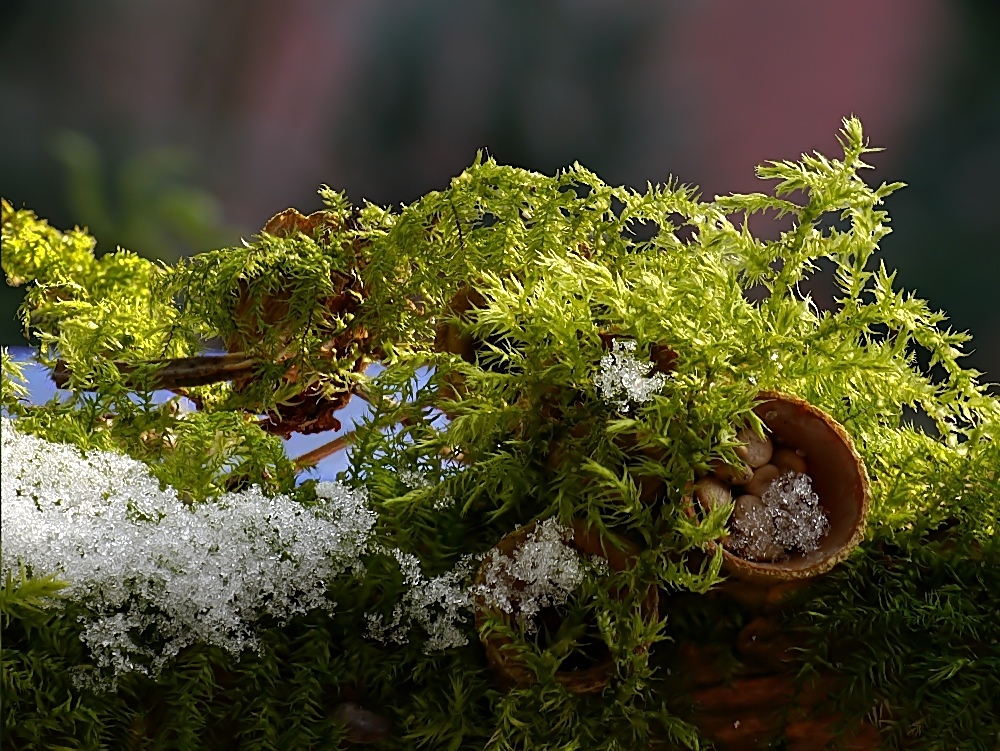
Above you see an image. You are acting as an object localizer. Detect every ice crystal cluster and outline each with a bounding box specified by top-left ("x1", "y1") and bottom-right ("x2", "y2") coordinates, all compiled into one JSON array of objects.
[
  {"x1": 470, "y1": 518, "x2": 584, "y2": 633},
  {"x1": 398, "y1": 468, "x2": 432, "y2": 490},
  {"x1": 729, "y1": 471, "x2": 830, "y2": 560},
  {"x1": 594, "y1": 339, "x2": 669, "y2": 412},
  {"x1": 366, "y1": 548, "x2": 475, "y2": 653},
  {"x1": 0, "y1": 417, "x2": 375, "y2": 687},
  {"x1": 398, "y1": 467, "x2": 455, "y2": 510}
]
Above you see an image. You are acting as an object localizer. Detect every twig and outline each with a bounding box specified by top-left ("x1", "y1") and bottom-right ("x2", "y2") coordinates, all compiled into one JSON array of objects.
[
  {"x1": 293, "y1": 431, "x2": 357, "y2": 469},
  {"x1": 52, "y1": 354, "x2": 258, "y2": 390}
]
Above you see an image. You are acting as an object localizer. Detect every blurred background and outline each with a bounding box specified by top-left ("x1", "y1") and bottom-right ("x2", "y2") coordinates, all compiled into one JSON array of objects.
[{"x1": 2, "y1": 0, "x2": 999, "y2": 384}]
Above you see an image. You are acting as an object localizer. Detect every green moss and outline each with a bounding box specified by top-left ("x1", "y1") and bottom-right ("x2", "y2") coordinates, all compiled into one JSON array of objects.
[{"x1": 2, "y1": 118, "x2": 999, "y2": 749}]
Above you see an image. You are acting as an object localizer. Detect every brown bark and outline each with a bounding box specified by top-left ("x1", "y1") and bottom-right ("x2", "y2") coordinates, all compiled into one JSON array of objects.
[
  {"x1": 51, "y1": 353, "x2": 259, "y2": 390},
  {"x1": 674, "y1": 578, "x2": 884, "y2": 750}
]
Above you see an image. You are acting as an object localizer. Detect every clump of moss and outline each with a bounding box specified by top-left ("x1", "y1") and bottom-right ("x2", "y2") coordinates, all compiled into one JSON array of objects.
[{"x1": 2, "y1": 118, "x2": 998, "y2": 750}]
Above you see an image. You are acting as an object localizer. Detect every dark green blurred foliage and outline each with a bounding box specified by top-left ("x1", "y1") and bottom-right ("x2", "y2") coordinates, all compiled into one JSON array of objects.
[
  {"x1": 884, "y1": 1, "x2": 1000, "y2": 385},
  {"x1": 49, "y1": 130, "x2": 235, "y2": 263},
  {"x1": 338, "y1": 0, "x2": 669, "y2": 204},
  {"x1": 2, "y1": 133, "x2": 236, "y2": 344}
]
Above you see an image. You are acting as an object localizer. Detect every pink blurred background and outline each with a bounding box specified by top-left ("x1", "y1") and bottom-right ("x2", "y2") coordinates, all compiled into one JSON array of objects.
[{"x1": 2, "y1": 0, "x2": 998, "y2": 382}]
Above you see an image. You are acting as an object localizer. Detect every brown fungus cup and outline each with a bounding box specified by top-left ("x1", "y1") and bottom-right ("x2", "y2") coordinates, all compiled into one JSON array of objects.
[
  {"x1": 227, "y1": 208, "x2": 372, "y2": 437},
  {"x1": 687, "y1": 391, "x2": 870, "y2": 584},
  {"x1": 473, "y1": 519, "x2": 658, "y2": 695}
]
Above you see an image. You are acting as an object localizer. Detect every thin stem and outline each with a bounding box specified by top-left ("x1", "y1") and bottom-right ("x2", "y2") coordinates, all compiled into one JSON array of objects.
[
  {"x1": 293, "y1": 431, "x2": 357, "y2": 469},
  {"x1": 52, "y1": 353, "x2": 258, "y2": 390}
]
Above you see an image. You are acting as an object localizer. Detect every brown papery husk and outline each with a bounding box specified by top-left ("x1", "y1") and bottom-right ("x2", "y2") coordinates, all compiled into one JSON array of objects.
[
  {"x1": 473, "y1": 519, "x2": 658, "y2": 695},
  {"x1": 228, "y1": 208, "x2": 369, "y2": 362},
  {"x1": 223, "y1": 208, "x2": 374, "y2": 437},
  {"x1": 687, "y1": 391, "x2": 870, "y2": 585}
]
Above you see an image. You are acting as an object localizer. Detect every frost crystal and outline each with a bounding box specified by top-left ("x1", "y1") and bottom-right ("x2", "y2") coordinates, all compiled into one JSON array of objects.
[
  {"x1": 594, "y1": 339, "x2": 668, "y2": 412},
  {"x1": 470, "y1": 518, "x2": 584, "y2": 632},
  {"x1": 398, "y1": 467, "x2": 455, "y2": 510},
  {"x1": 398, "y1": 468, "x2": 432, "y2": 489},
  {"x1": 365, "y1": 548, "x2": 474, "y2": 653},
  {"x1": 728, "y1": 471, "x2": 829, "y2": 561},
  {"x1": 366, "y1": 522, "x2": 586, "y2": 651},
  {"x1": 0, "y1": 418, "x2": 376, "y2": 689},
  {"x1": 761, "y1": 471, "x2": 830, "y2": 551}
]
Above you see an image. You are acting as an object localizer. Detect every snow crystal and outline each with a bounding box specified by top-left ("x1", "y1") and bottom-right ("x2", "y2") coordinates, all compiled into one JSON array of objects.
[
  {"x1": 398, "y1": 467, "x2": 455, "y2": 510},
  {"x1": 365, "y1": 548, "x2": 475, "y2": 653},
  {"x1": 727, "y1": 470, "x2": 829, "y2": 561},
  {"x1": 365, "y1": 520, "x2": 588, "y2": 652},
  {"x1": 762, "y1": 470, "x2": 830, "y2": 552},
  {"x1": 0, "y1": 417, "x2": 376, "y2": 689},
  {"x1": 594, "y1": 339, "x2": 669, "y2": 412},
  {"x1": 398, "y1": 468, "x2": 432, "y2": 489},
  {"x1": 469, "y1": 518, "x2": 584, "y2": 632}
]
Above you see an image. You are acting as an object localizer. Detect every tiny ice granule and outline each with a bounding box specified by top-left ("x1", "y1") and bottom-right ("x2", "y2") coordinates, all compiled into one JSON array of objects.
[
  {"x1": 469, "y1": 517, "x2": 584, "y2": 633},
  {"x1": 594, "y1": 339, "x2": 668, "y2": 412},
  {"x1": 1, "y1": 417, "x2": 375, "y2": 689},
  {"x1": 728, "y1": 470, "x2": 829, "y2": 560},
  {"x1": 761, "y1": 470, "x2": 829, "y2": 552}
]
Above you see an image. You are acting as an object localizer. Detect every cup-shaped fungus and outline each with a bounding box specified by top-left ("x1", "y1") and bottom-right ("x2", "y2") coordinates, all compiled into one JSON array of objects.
[
  {"x1": 690, "y1": 392, "x2": 870, "y2": 584},
  {"x1": 473, "y1": 518, "x2": 657, "y2": 694},
  {"x1": 225, "y1": 208, "x2": 372, "y2": 437}
]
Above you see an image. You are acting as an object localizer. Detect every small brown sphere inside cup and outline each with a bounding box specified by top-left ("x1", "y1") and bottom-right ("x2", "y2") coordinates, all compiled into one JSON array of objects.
[
  {"x1": 712, "y1": 459, "x2": 754, "y2": 485},
  {"x1": 734, "y1": 428, "x2": 774, "y2": 468},
  {"x1": 731, "y1": 493, "x2": 763, "y2": 523},
  {"x1": 772, "y1": 447, "x2": 808, "y2": 475},
  {"x1": 744, "y1": 463, "x2": 783, "y2": 497},
  {"x1": 694, "y1": 476, "x2": 732, "y2": 513}
]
